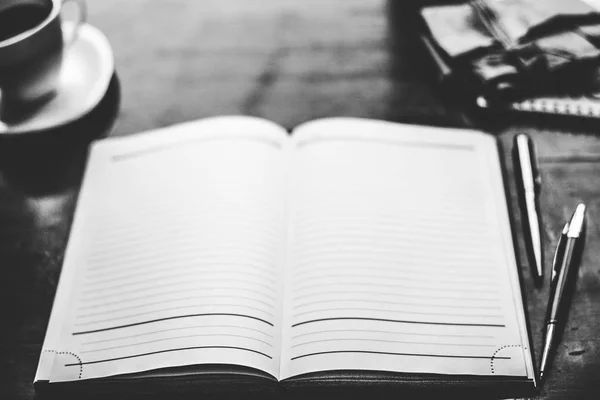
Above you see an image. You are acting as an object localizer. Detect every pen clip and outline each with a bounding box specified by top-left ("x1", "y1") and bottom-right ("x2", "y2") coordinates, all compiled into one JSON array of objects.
[
  {"x1": 528, "y1": 138, "x2": 541, "y2": 192},
  {"x1": 515, "y1": 134, "x2": 541, "y2": 193},
  {"x1": 551, "y1": 222, "x2": 569, "y2": 281}
]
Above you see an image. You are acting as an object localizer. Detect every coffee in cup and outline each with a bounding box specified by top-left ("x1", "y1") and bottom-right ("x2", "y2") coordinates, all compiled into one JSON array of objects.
[{"x1": 0, "y1": 0, "x2": 86, "y2": 122}]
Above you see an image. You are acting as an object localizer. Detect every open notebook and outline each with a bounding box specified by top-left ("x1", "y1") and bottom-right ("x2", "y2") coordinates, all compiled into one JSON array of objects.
[{"x1": 34, "y1": 117, "x2": 536, "y2": 394}]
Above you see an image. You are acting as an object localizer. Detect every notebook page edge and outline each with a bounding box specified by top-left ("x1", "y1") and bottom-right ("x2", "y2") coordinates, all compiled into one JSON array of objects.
[
  {"x1": 35, "y1": 144, "x2": 112, "y2": 383},
  {"x1": 483, "y1": 138, "x2": 537, "y2": 385}
]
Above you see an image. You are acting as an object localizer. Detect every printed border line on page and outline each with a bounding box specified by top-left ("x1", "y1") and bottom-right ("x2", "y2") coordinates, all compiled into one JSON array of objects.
[
  {"x1": 112, "y1": 136, "x2": 283, "y2": 163},
  {"x1": 295, "y1": 136, "x2": 475, "y2": 151},
  {"x1": 63, "y1": 346, "x2": 272, "y2": 367},
  {"x1": 72, "y1": 313, "x2": 274, "y2": 335},
  {"x1": 292, "y1": 317, "x2": 505, "y2": 328},
  {"x1": 291, "y1": 350, "x2": 511, "y2": 361}
]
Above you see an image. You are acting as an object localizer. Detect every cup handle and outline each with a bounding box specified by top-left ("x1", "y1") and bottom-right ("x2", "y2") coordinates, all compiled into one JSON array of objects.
[{"x1": 61, "y1": 0, "x2": 87, "y2": 47}]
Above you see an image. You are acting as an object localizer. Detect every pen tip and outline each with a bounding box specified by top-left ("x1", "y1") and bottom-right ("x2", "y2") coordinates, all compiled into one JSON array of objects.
[
  {"x1": 539, "y1": 371, "x2": 544, "y2": 382},
  {"x1": 567, "y1": 204, "x2": 586, "y2": 237}
]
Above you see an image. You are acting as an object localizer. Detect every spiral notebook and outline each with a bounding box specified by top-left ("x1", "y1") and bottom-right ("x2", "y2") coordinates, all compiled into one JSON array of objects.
[{"x1": 476, "y1": 94, "x2": 600, "y2": 118}]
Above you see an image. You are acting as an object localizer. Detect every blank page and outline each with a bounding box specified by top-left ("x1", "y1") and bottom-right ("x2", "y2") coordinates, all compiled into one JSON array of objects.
[
  {"x1": 36, "y1": 117, "x2": 288, "y2": 383},
  {"x1": 280, "y1": 119, "x2": 534, "y2": 381}
]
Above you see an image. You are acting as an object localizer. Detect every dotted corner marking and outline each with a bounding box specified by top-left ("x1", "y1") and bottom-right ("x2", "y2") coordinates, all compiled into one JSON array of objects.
[
  {"x1": 44, "y1": 349, "x2": 83, "y2": 379},
  {"x1": 490, "y1": 345, "x2": 521, "y2": 374}
]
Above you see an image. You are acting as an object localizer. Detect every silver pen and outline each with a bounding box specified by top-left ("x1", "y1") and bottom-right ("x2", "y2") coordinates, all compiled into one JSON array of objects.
[
  {"x1": 550, "y1": 222, "x2": 569, "y2": 283},
  {"x1": 539, "y1": 204, "x2": 586, "y2": 381},
  {"x1": 514, "y1": 134, "x2": 543, "y2": 283}
]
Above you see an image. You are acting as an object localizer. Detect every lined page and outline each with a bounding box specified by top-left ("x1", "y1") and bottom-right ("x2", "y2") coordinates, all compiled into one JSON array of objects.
[
  {"x1": 280, "y1": 119, "x2": 533, "y2": 380},
  {"x1": 36, "y1": 117, "x2": 288, "y2": 383}
]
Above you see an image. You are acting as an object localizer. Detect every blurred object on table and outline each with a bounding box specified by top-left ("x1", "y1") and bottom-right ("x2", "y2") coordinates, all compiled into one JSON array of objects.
[{"x1": 420, "y1": 0, "x2": 600, "y2": 117}]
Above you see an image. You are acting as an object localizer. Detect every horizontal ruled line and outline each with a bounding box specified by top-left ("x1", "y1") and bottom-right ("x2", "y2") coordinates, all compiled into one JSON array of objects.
[
  {"x1": 85, "y1": 264, "x2": 275, "y2": 286},
  {"x1": 78, "y1": 286, "x2": 276, "y2": 308},
  {"x1": 82, "y1": 333, "x2": 272, "y2": 354},
  {"x1": 293, "y1": 238, "x2": 493, "y2": 257},
  {"x1": 72, "y1": 313, "x2": 273, "y2": 335},
  {"x1": 292, "y1": 317, "x2": 505, "y2": 328},
  {"x1": 293, "y1": 272, "x2": 493, "y2": 286},
  {"x1": 87, "y1": 233, "x2": 276, "y2": 261},
  {"x1": 86, "y1": 245, "x2": 275, "y2": 271},
  {"x1": 110, "y1": 135, "x2": 282, "y2": 162},
  {"x1": 82, "y1": 324, "x2": 273, "y2": 345},
  {"x1": 293, "y1": 279, "x2": 496, "y2": 293},
  {"x1": 90, "y1": 219, "x2": 277, "y2": 246},
  {"x1": 67, "y1": 345, "x2": 273, "y2": 365},
  {"x1": 292, "y1": 223, "x2": 490, "y2": 241},
  {"x1": 292, "y1": 290, "x2": 499, "y2": 303},
  {"x1": 291, "y1": 257, "x2": 495, "y2": 273},
  {"x1": 292, "y1": 263, "x2": 493, "y2": 279},
  {"x1": 295, "y1": 136, "x2": 474, "y2": 151},
  {"x1": 291, "y1": 328, "x2": 494, "y2": 340},
  {"x1": 292, "y1": 215, "x2": 489, "y2": 235},
  {"x1": 91, "y1": 218, "x2": 279, "y2": 245},
  {"x1": 292, "y1": 338, "x2": 495, "y2": 348},
  {"x1": 77, "y1": 294, "x2": 274, "y2": 318},
  {"x1": 81, "y1": 282, "x2": 277, "y2": 303},
  {"x1": 292, "y1": 307, "x2": 502, "y2": 320},
  {"x1": 85, "y1": 255, "x2": 278, "y2": 278},
  {"x1": 81, "y1": 275, "x2": 275, "y2": 296},
  {"x1": 75, "y1": 303, "x2": 274, "y2": 326},
  {"x1": 292, "y1": 298, "x2": 502, "y2": 311},
  {"x1": 292, "y1": 247, "x2": 493, "y2": 264},
  {"x1": 291, "y1": 350, "x2": 509, "y2": 361},
  {"x1": 292, "y1": 281, "x2": 497, "y2": 294}
]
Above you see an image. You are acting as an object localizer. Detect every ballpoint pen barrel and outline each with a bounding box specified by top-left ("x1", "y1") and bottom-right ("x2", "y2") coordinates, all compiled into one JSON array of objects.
[
  {"x1": 540, "y1": 204, "x2": 586, "y2": 381},
  {"x1": 525, "y1": 191, "x2": 543, "y2": 280},
  {"x1": 540, "y1": 238, "x2": 581, "y2": 379},
  {"x1": 528, "y1": 139, "x2": 541, "y2": 193},
  {"x1": 539, "y1": 323, "x2": 556, "y2": 381},
  {"x1": 517, "y1": 190, "x2": 542, "y2": 279},
  {"x1": 550, "y1": 223, "x2": 569, "y2": 282},
  {"x1": 514, "y1": 134, "x2": 543, "y2": 282},
  {"x1": 548, "y1": 240, "x2": 577, "y2": 319}
]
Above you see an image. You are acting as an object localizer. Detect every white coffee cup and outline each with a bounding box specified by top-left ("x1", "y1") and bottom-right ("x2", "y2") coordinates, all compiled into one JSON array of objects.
[{"x1": 0, "y1": 0, "x2": 86, "y2": 120}]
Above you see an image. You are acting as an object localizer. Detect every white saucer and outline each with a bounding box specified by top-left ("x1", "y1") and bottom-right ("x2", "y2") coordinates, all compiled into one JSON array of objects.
[{"x1": 0, "y1": 22, "x2": 114, "y2": 135}]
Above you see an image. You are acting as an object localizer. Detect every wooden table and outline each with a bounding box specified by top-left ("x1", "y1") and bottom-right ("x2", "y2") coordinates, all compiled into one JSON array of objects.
[{"x1": 1, "y1": 1, "x2": 599, "y2": 399}]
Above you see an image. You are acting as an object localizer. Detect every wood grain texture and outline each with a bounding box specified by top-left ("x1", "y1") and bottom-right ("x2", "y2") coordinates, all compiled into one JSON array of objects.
[{"x1": 1, "y1": 1, "x2": 600, "y2": 399}]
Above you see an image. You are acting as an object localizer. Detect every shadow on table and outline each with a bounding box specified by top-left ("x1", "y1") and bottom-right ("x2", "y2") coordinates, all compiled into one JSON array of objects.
[
  {"x1": 33, "y1": 384, "x2": 537, "y2": 400},
  {"x1": 0, "y1": 73, "x2": 121, "y2": 196}
]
